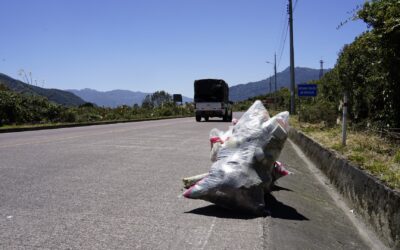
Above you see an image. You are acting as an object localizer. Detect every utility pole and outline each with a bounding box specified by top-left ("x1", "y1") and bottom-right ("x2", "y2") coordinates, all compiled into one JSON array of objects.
[
  {"x1": 269, "y1": 75, "x2": 272, "y2": 94},
  {"x1": 319, "y1": 59, "x2": 324, "y2": 79},
  {"x1": 274, "y1": 53, "x2": 277, "y2": 93},
  {"x1": 274, "y1": 53, "x2": 278, "y2": 109},
  {"x1": 289, "y1": 0, "x2": 296, "y2": 114}
]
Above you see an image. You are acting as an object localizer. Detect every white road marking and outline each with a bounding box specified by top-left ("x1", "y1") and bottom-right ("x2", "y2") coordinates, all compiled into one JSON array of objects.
[
  {"x1": 200, "y1": 217, "x2": 216, "y2": 250},
  {"x1": 262, "y1": 217, "x2": 271, "y2": 250},
  {"x1": 288, "y1": 139, "x2": 388, "y2": 250}
]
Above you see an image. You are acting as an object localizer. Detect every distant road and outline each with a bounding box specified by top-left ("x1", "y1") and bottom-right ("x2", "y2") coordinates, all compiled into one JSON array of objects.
[{"x1": 0, "y1": 116, "x2": 383, "y2": 249}]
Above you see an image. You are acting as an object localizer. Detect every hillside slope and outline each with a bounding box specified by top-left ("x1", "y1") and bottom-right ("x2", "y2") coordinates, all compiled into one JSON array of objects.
[
  {"x1": 67, "y1": 88, "x2": 147, "y2": 108},
  {"x1": 0, "y1": 73, "x2": 85, "y2": 106},
  {"x1": 68, "y1": 88, "x2": 193, "y2": 107},
  {"x1": 230, "y1": 67, "x2": 329, "y2": 101}
]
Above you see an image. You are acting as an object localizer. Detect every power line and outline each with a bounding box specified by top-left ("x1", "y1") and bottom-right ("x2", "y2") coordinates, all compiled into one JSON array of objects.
[
  {"x1": 277, "y1": 0, "x2": 299, "y2": 69},
  {"x1": 277, "y1": 23, "x2": 289, "y2": 69},
  {"x1": 274, "y1": 0, "x2": 299, "y2": 73},
  {"x1": 293, "y1": 0, "x2": 299, "y2": 12},
  {"x1": 275, "y1": 0, "x2": 288, "y2": 54},
  {"x1": 276, "y1": 2, "x2": 290, "y2": 69}
]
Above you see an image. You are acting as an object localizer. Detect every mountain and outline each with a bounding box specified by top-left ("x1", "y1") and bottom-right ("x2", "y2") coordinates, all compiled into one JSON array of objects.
[
  {"x1": 67, "y1": 88, "x2": 148, "y2": 108},
  {"x1": 229, "y1": 67, "x2": 330, "y2": 101},
  {"x1": 67, "y1": 88, "x2": 193, "y2": 107},
  {"x1": 0, "y1": 73, "x2": 85, "y2": 106}
]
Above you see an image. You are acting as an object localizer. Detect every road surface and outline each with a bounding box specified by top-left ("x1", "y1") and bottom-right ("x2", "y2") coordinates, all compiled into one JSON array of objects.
[{"x1": 0, "y1": 116, "x2": 384, "y2": 249}]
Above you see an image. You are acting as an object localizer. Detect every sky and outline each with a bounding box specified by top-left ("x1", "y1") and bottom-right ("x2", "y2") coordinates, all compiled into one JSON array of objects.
[{"x1": 0, "y1": 0, "x2": 368, "y2": 97}]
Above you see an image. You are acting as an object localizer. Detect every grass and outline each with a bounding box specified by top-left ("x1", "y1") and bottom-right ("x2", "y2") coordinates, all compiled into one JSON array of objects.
[
  {"x1": 290, "y1": 116, "x2": 400, "y2": 190},
  {"x1": 0, "y1": 123, "x2": 67, "y2": 130},
  {"x1": 394, "y1": 150, "x2": 400, "y2": 164}
]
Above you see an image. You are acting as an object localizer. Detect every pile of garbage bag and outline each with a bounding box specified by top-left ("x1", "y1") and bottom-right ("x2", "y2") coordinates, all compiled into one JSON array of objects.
[{"x1": 182, "y1": 100, "x2": 291, "y2": 216}]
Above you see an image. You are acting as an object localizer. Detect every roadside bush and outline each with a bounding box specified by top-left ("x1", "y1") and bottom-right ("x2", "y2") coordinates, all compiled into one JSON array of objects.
[
  {"x1": 46, "y1": 104, "x2": 63, "y2": 122},
  {"x1": 0, "y1": 91, "x2": 16, "y2": 124},
  {"x1": 79, "y1": 102, "x2": 95, "y2": 108},
  {"x1": 60, "y1": 110, "x2": 77, "y2": 123},
  {"x1": 104, "y1": 112, "x2": 118, "y2": 120},
  {"x1": 233, "y1": 101, "x2": 252, "y2": 111},
  {"x1": 0, "y1": 88, "x2": 195, "y2": 127},
  {"x1": 299, "y1": 101, "x2": 337, "y2": 126},
  {"x1": 157, "y1": 107, "x2": 173, "y2": 117}
]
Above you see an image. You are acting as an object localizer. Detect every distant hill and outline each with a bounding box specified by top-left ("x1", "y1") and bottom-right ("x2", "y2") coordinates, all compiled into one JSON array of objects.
[
  {"x1": 67, "y1": 89, "x2": 148, "y2": 108},
  {"x1": 68, "y1": 88, "x2": 193, "y2": 107},
  {"x1": 229, "y1": 67, "x2": 330, "y2": 101},
  {"x1": 0, "y1": 73, "x2": 85, "y2": 106}
]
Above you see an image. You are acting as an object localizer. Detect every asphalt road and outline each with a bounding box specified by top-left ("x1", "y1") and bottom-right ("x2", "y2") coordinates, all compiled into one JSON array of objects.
[{"x1": 0, "y1": 116, "x2": 385, "y2": 249}]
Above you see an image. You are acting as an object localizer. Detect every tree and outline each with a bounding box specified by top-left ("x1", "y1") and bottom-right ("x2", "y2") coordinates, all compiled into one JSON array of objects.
[
  {"x1": 150, "y1": 90, "x2": 172, "y2": 107},
  {"x1": 0, "y1": 84, "x2": 10, "y2": 91},
  {"x1": 141, "y1": 95, "x2": 153, "y2": 109},
  {"x1": 141, "y1": 90, "x2": 172, "y2": 108},
  {"x1": 313, "y1": 0, "x2": 400, "y2": 127},
  {"x1": 357, "y1": 0, "x2": 400, "y2": 127}
]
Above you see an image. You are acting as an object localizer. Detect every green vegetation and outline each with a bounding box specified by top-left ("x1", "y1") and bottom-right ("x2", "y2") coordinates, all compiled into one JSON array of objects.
[
  {"x1": 229, "y1": 67, "x2": 326, "y2": 101},
  {"x1": 394, "y1": 150, "x2": 400, "y2": 164},
  {"x1": 291, "y1": 0, "x2": 400, "y2": 189},
  {"x1": 1, "y1": 0, "x2": 398, "y2": 189},
  {"x1": 290, "y1": 119, "x2": 400, "y2": 190},
  {"x1": 233, "y1": 1, "x2": 400, "y2": 189},
  {"x1": 303, "y1": 0, "x2": 400, "y2": 128},
  {"x1": 232, "y1": 87, "x2": 290, "y2": 112},
  {"x1": 0, "y1": 85, "x2": 193, "y2": 127},
  {"x1": 0, "y1": 72, "x2": 85, "y2": 106}
]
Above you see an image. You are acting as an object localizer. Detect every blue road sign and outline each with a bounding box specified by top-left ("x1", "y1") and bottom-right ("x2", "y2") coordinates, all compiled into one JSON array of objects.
[{"x1": 298, "y1": 84, "x2": 317, "y2": 97}]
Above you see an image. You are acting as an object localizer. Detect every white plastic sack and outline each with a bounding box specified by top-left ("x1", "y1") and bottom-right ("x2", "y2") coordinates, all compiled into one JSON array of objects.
[{"x1": 183, "y1": 100, "x2": 289, "y2": 216}]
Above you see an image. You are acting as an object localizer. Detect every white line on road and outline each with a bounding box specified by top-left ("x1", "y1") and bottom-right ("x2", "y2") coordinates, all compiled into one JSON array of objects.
[
  {"x1": 200, "y1": 217, "x2": 216, "y2": 250},
  {"x1": 262, "y1": 217, "x2": 271, "y2": 250},
  {"x1": 288, "y1": 139, "x2": 388, "y2": 250}
]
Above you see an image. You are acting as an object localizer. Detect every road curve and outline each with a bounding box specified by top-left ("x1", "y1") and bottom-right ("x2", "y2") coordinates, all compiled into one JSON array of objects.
[{"x1": 0, "y1": 116, "x2": 383, "y2": 249}]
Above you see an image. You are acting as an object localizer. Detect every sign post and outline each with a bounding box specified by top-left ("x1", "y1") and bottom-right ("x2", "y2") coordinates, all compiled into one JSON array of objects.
[
  {"x1": 297, "y1": 84, "x2": 318, "y2": 122},
  {"x1": 298, "y1": 84, "x2": 317, "y2": 97}
]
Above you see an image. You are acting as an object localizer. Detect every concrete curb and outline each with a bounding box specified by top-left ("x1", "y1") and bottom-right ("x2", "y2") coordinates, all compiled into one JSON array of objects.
[
  {"x1": 0, "y1": 116, "x2": 192, "y2": 133},
  {"x1": 289, "y1": 128, "x2": 400, "y2": 249}
]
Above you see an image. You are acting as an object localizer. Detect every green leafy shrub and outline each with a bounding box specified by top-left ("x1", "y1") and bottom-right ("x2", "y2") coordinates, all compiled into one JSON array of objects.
[
  {"x1": 60, "y1": 110, "x2": 77, "y2": 123},
  {"x1": 158, "y1": 108, "x2": 173, "y2": 117},
  {"x1": 0, "y1": 90, "x2": 20, "y2": 124},
  {"x1": 299, "y1": 101, "x2": 337, "y2": 126}
]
